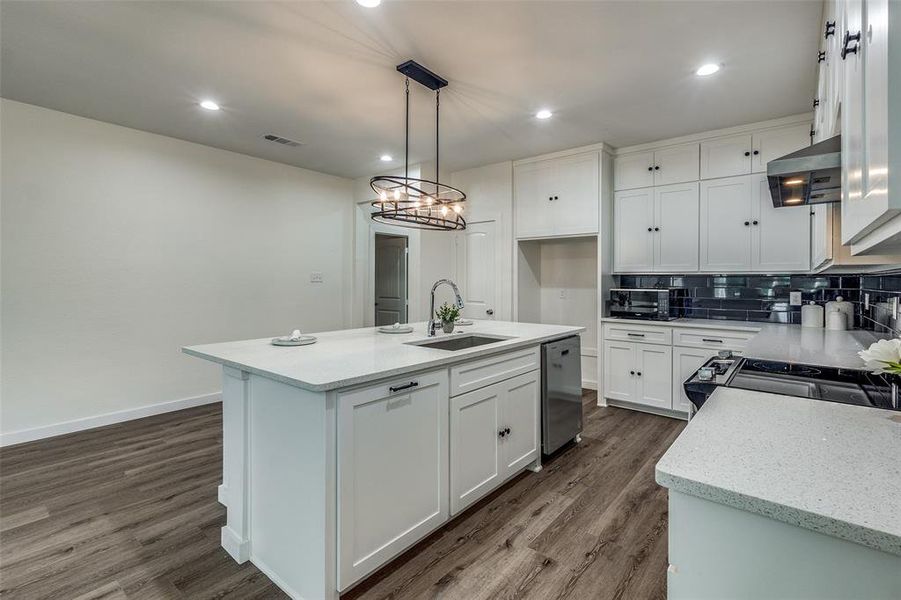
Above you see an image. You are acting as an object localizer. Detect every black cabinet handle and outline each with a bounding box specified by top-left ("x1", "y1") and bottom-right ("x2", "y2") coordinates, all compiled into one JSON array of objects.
[
  {"x1": 813, "y1": 98, "x2": 820, "y2": 108},
  {"x1": 841, "y1": 30, "x2": 861, "y2": 59},
  {"x1": 744, "y1": 151, "x2": 751, "y2": 157},
  {"x1": 630, "y1": 370, "x2": 635, "y2": 375},
  {"x1": 753, "y1": 150, "x2": 760, "y2": 156},
  {"x1": 561, "y1": 349, "x2": 570, "y2": 356},
  {"x1": 647, "y1": 227, "x2": 653, "y2": 232},
  {"x1": 647, "y1": 166, "x2": 653, "y2": 171},
  {"x1": 654, "y1": 165, "x2": 660, "y2": 170},
  {"x1": 389, "y1": 381, "x2": 419, "y2": 393},
  {"x1": 825, "y1": 20, "x2": 835, "y2": 38},
  {"x1": 636, "y1": 372, "x2": 642, "y2": 377},
  {"x1": 817, "y1": 50, "x2": 826, "y2": 63},
  {"x1": 627, "y1": 333, "x2": 646, "y2": 337},
  {"x1": 505, "y1": 427, "x2": 511, "y2": 435},
  {"x1": 753, "y1": 220, "x2": 759, "y2": 225},
  {"x1": 654, "y1": 227, "x2": 660, "y2": 231},
  {"x1": 554, "y1": 195, "x2": 559, "y2": 200},
  {"x1": 702, "y1": 338, "x2": 724, "y2": 343},
  {"x1": 744, "y1": 221, "x2": 750, "y2": 226},
  {"x1": 498, "y1": 429, "x2": 506, "y2": 438}
]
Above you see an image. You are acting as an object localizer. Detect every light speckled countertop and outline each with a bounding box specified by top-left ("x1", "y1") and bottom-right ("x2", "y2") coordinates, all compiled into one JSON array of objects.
[
  {"x1": 183, "y1": 320, "x2": 584, "y2": 391},
  {"x1": 601, "y1": 316, "x2": 881, "y2": 369},
  {"x1": 656, "y1": 387, "x2": 901, "y2": 556}
]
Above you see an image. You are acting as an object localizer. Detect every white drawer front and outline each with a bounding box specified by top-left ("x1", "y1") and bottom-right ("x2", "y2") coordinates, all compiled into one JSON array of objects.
[
  {"x1": 672, "y1": 328, "x2": 756, "y2": 351},
  {"x1": 450, "y1": 346, "x2": 540, "y2": 397},
  {"x1": 603, "y1": 323, "x2": 673, "y2": 345}
]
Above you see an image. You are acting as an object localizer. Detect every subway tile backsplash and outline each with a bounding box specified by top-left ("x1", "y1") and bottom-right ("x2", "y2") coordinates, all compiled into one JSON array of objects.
[{"x1": 613, "y1": 273, "x2": 901, "y2": 336}]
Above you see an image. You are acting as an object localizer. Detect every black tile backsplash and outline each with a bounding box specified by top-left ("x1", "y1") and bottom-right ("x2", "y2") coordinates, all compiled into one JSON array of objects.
[{"x1": 613, "y1": 273, "x2": 901, "y2": 335}]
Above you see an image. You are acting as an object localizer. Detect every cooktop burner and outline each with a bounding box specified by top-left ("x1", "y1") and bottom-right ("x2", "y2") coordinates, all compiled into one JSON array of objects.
[{"x1": 746, "y1": 360, "x2": 823, "y2": 377}]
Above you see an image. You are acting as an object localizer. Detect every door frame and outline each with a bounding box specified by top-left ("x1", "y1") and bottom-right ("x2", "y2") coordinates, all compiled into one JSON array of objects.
[{"x1": 373, "y1": 233, "x2": 409, "y2": 325}]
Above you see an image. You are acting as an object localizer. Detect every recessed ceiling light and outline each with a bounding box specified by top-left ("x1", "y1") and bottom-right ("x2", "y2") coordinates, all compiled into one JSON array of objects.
[
  {"x1": 535, "y1": 109, "x2": 553, "y2": 120},
  {"x1": 356, "y1": 0, "x2": 380, "y2": 7},
  {"x1": 199, "y1": 100, "x2": 220, "y2": 111},
  {"x1": 380, "y1": 154, "x2": 393, "y2": 162},
  {"x1": 695, "y1": 63, "x2": 721, "y2": 77}
]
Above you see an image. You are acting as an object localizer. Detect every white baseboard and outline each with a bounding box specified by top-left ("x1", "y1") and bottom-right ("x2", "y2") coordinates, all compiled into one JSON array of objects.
[
  {"x1": 221, "y1": 526, "x2": 251, "y2": 564},
  {"x1": 0, "y1": 392, "x2": 222, "y2": 447},
  {"x1": 581, "y1": 380, "x2": 598, "y2": 390}
]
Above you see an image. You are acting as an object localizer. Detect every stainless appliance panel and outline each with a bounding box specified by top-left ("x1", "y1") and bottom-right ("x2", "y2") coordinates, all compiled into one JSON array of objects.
[{"x1": 542, "y1": 336, "x2": 583, "y2": 455}]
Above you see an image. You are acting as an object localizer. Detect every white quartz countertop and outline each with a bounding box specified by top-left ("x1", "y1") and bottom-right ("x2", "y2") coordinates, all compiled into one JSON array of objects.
[
  {"x1": 601, "y1": 317, "x2": 881, "y2": 370},
  {"x1": 656, "y1": 387, "x2": 901, "y2": 556},
  {"x1": 183, "y1": 320, "x2": 584, "y2": 392}
]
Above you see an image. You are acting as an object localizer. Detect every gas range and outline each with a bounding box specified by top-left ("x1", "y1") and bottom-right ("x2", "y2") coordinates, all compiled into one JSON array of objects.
[{"x1": 684, "y1": 356, "x2": 899, "y2": 412}]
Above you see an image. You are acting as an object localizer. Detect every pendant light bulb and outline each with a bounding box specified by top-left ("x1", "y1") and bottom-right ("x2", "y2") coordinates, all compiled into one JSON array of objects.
[
  {"x1": 453, "y1": 204, "x2": 462, "y2": 214},
  {"x1": 393, "y1": 189, "x2": 401, "y2": 200},
  {"x1": 379, "y1": 191, "x2": 387, "y2": 202},
  {"x1": 440, "y1": 205, "x2": 449, "y2": 216}
]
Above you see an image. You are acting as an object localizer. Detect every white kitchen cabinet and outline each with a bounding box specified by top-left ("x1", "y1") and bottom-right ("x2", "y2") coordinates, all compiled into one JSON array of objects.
[
  {"x1": 338, "y1": 370, "x2": 449, "y2": 589},
  {"x1": 700, "y1": 174, "x2": 810, "y2": 273},
  {"x1": 614, "y1": 143, "x2": 699, "y2": 191},
  {"x1": 750, "y1": 174, "x2": 811, "y2": 272},
  {"x1": 672, "y1": 347, "x2": 710, "y2": 414},
  {"x1": 811, "y1": 204, "x2": 833, "y2": 269},
  {"x1": 614, "y1": 183, "x2": 698, "y2": 273},
  {"x1": 449, "y1": 370, "x2": 539, "y2": 515},
  {"x1": 514, "y1": 152, "x2": 599, "y2": 238},
  {"x1": 602, "y1": 340, "x2": 671, "y2": 410},
  {"x1": 699, "y1": 176, "x2": 753, "y2": 271},
  {"x1": 613, "y1": 187, "x2": 654, "y2": 271},
  {"x1": 750, "y1": 123, "x2": 811, "y2": 172},
  {"x1": 840, "y1": 0, "x2": 868, "y2": 244},
  {"x1": 700, "y1": 134, "x2": 752, "y2": 180}
]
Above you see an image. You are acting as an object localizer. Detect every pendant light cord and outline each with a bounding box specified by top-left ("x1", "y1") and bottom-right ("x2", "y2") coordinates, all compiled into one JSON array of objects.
[
  {"x1": 435, "y1": 88, "x2": 440, "y2": 190},
  {"x1": 404, "y1": 78, "x2": 410, "y2": 183}
]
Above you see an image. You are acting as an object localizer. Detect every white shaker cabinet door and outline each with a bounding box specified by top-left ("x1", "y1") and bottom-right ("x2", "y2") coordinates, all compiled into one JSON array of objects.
[
  {"x1": 700, "y1": 134, "x2": 752, "y2": 179},
  {"x1": 634, "y1": 344, "x2": 673, "y2": 410},
  {"x1": 751, "y1": 123, "x2": 811, "y2": 173},
  {"x1": 654, "y1": 182, "x2": 699, "y2": 272},
  {"x1": 699, "y1": 176, "x2": 753, "y2": 272},
  {"x1": 552, "y1": 152, "x2": 599, "y2": 236},
  {"x1": 672, "y1": 346, "x2": 710, "y2": 414},
  {"x1": 654, "y1": 143, "x2": 700, "y2": 186},
  {"x1": 840, "y1": 0, "x2": 867, "y2": 244},
  {"x1": 498, "y1": 371, "x2": 540, "y2": 478},
  {"x1": 810, "y1": 204, "x2": 834, "y2": 270},
  {"x1": 614, "y1": 151, "x2": 654, "y2": 191},
  {"x1": 603, "y1": 340, "x2": 636, "y2": 403},
  {"x1": 450, "y1": 382, "x2": 502, "y2": 515},
  {"x1": 514, "y1": 160, "x2": 555, "y2": 239},
  {"x1": 614, "y1": 187, "x2": 654, "y2": 272},
  {"x1": 337, "y1": 370, "x2": 449, "y2": 590},
  {"x1": 751, "y1": 174, "x2": 811, "y2": 272}
]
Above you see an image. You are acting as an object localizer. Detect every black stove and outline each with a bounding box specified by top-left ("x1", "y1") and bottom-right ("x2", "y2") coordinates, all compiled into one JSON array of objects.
[{"x1": 684, "y1": 357, "x2": 899, "y2": 412}]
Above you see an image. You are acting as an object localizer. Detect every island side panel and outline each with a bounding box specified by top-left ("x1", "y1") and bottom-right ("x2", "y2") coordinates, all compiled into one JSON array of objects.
[
  {"x1": 220, "y1": 366, "x2": 250, "y2": 562},
  {"x1": 668, "y1": 491, "x2": 901, "y2": 600},
  {"x1": 247, "y1": 375, "x2": 337, "y2": 600}
]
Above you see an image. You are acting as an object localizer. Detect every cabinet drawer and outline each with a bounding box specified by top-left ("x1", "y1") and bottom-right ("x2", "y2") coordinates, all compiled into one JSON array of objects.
[
  {"x1": 672, "y1": 328, "x2": 756, "y2": 351},
  {"x1": 450, "y1": 346, "x2": 540, "y2": 397},
  {"x1": 603, "y1": 323, "x2": 672, "y2": 345}
]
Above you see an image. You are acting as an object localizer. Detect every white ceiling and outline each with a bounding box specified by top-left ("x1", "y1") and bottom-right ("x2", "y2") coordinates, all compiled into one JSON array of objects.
[{"x1": 1, "y1": 1, "x2": 821, "y2": 179}]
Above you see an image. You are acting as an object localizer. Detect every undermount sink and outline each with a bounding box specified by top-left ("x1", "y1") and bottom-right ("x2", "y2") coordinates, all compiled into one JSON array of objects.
[{"x1": 406, "y1": 334, "x2": 510, "y2": 351}]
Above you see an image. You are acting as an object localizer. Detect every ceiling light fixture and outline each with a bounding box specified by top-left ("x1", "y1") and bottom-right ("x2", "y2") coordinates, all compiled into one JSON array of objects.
[
  {"x1": 356, "y1": 0, "x2": 381, "y2": 6},
  {"x1": 370, "y1": 60, "x2": 466, "y2": 231},
  {"x1": 785, "y1": 197, "x2": 803, "y2": 204},
  {"x1": 695, "y1": 63, "x2": 721, "y2": 76},
  {"x1": 535, "y1": 109, "x2": 553, "y2": 119},
  {"x1": 199, "y1": 99, "x2": 220, "y2": 111},
  {"x1": 380, "y1": 154, "x2": 393, "y2": 162}
]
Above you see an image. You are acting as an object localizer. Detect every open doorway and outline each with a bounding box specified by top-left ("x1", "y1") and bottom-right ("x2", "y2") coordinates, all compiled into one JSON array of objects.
[{"x1": 374, "y1": 233, "x2": 409, "y2": 325}]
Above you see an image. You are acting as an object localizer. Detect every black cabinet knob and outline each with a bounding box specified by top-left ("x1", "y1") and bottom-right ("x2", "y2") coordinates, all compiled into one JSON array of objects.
[
  {"x1": 654, "y1": 165, "x2": 660, "y2": 170},
  {"x1": 505, "y1": 427, "x2": 511, "y2": 435},
  {"x1": 636, "y1": 372, "x2": 642, "y2": 377},
  {"x1": 744, "y1": 151, "x2": 751, "y2": 157},
  {"x1": 554, "y1": 195, "x2": 559, "y2": 200},
  {"x1": 744, "y1": 221, "x2": 750, "y2": 226},
  {"x1": 647, "y1": 166, "x2": 653, "y2": 171},
  {"x1": 654, "y1": 227, "x2": 660, "y2": 231},
  {"x1": 498, "y1": 429, "x2": 506, "y2": 438},
  {"x1": 630, "y1": 370, "x2": 635, "y2": 375},
  {"x1": 647, "y1": 227, "x2": 653, "y2": 232},
  {"x1": 753, "y1": 150, "x2": 760, "y2": 155},
  {"x1": 753, "y1": 220, "x2": 759, "y2": 225}
]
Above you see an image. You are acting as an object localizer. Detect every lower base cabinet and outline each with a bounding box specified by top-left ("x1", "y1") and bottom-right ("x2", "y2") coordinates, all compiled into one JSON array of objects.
[
  {"x1": 672, "y1": 346, "x2": 711, "y2": 414},
  {"x1": 450, "y1": 370, "x2": 540, "y2": 515},
  {"x1": 603, "y1": 340, "x2": 672, "y2": 410},
  {"x1": 337, "y1": 370, "x2": 449, "y2": 590}
]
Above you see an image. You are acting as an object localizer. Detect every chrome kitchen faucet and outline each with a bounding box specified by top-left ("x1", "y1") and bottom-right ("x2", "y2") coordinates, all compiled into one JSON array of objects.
[{"x1": 427, "y1": 279, "x2": 464, "y2": 337}]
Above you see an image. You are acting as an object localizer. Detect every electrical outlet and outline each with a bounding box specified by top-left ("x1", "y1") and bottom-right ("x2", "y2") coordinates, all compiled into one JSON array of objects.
[
  {"x1": 559, "y1": 289, "x2": 567, "y2": 299},
  {"x1": 789, "y1": 291, "x2": 802, "y2": 306},
  {"x1": 310, "y1": 271, "x2": 323, "y2": 283}
]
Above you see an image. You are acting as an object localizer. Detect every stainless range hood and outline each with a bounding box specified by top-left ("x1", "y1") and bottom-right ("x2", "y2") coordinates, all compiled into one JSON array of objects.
[{"x1": 767, "y1": 135, "x2": 841, "y2": 208}]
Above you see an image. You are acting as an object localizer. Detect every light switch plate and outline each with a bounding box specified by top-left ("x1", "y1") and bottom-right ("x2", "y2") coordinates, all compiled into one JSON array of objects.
[
  {"x1": 789, "y1": 291, "x2": 802, "y2": 306},
  {"x1": 310, "y1": 271, "x2": 323, "y2": 283}
]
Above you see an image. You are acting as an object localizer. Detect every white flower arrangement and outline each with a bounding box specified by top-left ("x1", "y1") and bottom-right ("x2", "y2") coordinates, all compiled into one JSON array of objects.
[{"x1": 858, "y1": 337, "x2": 901, "y2": 375}]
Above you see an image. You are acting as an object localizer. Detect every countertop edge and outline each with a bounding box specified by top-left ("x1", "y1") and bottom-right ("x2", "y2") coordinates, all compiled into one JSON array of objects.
[
  {"x1": 600, "y1": 316, "x2": 763, "y2": 332},
  {"x1": 655, "y1": 465, "x2": 901, "y2": 558},
  {"x1": 182, "y1": 327, "x2": 585, "y2": 392}
]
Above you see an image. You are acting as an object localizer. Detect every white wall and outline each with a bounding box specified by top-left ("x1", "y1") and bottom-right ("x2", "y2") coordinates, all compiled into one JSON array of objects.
[{"x1": 0, "y1": 100, "x2": 355, "y2": 443}]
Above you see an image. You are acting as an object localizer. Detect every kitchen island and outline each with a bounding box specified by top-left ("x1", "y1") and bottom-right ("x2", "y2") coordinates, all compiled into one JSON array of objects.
[
  {"x1": 656, "y1": 387, "x2": 901, "y2": 599},
  {"x1": 183, "y1": 320, "x2": 583, "y2": 600}
]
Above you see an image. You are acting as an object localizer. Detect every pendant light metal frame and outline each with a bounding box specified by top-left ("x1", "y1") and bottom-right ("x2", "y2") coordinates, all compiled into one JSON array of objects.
[{"x1": 370, "y1": 61, "x2": 466, "y2": 231}]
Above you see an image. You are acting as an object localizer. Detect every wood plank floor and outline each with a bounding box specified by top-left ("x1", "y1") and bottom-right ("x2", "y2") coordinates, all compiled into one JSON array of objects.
[{"x1": 0, "y1": 391, "x2": 684, "y2": 600}]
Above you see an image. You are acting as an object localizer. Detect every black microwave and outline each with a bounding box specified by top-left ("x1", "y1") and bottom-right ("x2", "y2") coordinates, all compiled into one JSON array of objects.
[{"x1": 608, "y1": 289, "x2": 675, "y2": 320}]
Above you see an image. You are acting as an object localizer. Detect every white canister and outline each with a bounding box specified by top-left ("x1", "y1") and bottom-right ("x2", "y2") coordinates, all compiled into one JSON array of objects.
[
  {"x1": 826, "y1": 309, "x2": 848, "y2": 331},
  {"x1": 801, "y1": 302, "x2": 824, "y2": 328},
  {"x1": 825, "y1": 296, "x2": 854, "y2": 328}
]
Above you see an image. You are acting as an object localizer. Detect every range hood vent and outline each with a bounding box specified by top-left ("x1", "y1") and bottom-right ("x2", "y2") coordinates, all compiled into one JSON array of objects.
[{"x1": 767, "y1": 135, "x2": 841, "y2": 208}]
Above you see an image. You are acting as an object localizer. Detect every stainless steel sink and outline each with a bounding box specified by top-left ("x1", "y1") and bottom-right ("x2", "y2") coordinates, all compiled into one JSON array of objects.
[{"x1": 406, "y1": 334, "x2": 510, "y2": 351}]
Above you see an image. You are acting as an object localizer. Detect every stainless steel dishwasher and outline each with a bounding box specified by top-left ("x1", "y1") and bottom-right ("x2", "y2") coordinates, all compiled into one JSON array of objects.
[{"x1": 541, "y1": 336, "x2": 583, "y2": 455}]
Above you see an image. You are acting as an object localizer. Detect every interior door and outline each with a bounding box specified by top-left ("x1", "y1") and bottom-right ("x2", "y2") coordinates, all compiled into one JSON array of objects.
[
  {"x1": 614, "y1": 187, "x2": 654, "y2": 272},
  {"x1": 699, "y1": 176, "x2": 753, "y2": 272},
  {"x1": 654, "y1": 182, "x2": 699, "y2": 272},
  {"x1": 751, "y1": 174, "x2": 811, "y2": 272},
  {"x1": 456, "y1": 221, "x2": 498, "y2": 320},
  {"x1": 374, "y1": 234, "x2": 408, "y2": 325}
]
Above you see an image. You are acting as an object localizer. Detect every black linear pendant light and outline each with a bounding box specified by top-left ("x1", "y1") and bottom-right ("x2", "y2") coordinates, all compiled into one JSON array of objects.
[{"x1": 370, "y1": 60, "x2": 466, "y2": 231}]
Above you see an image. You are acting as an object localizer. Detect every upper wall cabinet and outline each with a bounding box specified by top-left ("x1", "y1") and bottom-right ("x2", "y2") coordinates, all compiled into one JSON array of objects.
[
  {"x1": 514, "y1": 152, "x2": 599, "y2": 239},
  {"x1": 613, "y1": 143, "x2": 699, "y2": 191},
  {"x1": 699, "y1": 124, "x2": 811, "y2": 180}
]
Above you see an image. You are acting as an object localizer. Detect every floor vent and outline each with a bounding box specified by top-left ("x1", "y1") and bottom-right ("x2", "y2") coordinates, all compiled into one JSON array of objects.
[{"x1": 263, "y1": 134, "x2": 302, "y2": 147}]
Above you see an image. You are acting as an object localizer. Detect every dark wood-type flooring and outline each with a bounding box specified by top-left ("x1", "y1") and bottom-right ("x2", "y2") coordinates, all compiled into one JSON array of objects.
[{"x1": 0, "y1": 391, "x2": 684, "y2": 600}]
